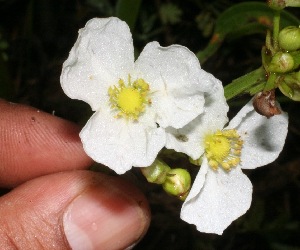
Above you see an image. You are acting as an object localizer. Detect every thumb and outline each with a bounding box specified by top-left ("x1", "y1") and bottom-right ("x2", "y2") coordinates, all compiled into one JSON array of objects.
[{"x1": 0, "y1": 170, "x2": 150, "y2": 250}]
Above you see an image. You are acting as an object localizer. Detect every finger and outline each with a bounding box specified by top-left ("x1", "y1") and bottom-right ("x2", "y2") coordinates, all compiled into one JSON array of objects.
[
  {"x1": 0, "y1": 170, "x2": 150, "y2": 250},
  {"x1": 0, "y1": 100, "x2": 93, "y2": 187}
]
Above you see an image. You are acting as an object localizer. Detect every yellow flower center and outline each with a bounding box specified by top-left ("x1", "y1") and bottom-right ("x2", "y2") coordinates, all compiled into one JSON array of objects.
[
  {"x1": 204, "y1": 129, "x2": 243, "y2": 171},
  {"x1": 108, "y1": 76, "x2": 151, "y2": 120},
  {"x1": 117, "y1": 88, "x2": 142, "y2": 113}
]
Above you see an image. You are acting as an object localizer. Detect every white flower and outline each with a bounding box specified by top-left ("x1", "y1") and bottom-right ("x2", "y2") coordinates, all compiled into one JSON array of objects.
[
  {"x1": 60, "y1": 17, "x2": 221, "y2": 174},
  {"x1": 166, "y1": 92, "x2": 288, "y2": 235}
]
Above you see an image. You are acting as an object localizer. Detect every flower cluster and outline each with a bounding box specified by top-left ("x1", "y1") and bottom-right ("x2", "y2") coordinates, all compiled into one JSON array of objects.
[{"x1": 61, "y1": 17, "x2": 288, "y2": 235}]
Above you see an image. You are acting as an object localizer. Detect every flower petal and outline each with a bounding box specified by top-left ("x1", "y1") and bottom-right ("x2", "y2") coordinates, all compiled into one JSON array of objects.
[
  {"x1": 61, "y1": 17, "x2": 134, "y2": 110},
  {"x1": 165, "y1": 88, "x2": 228, "y2": 159},
  {"x1": 135, "y1": 42, "x2": 221, "y2": 128},
  {"x1": 79, "y1": 109, "x2": 166, "y2": 174},
  {"x1": 184, "y1": 158, "x2": 209, "y2": 201},
  {"x1": 181, "y1": 159, "x2": 253, "y2": 235},
  {"x1": 227, "y1": 100, "x2": 288, "y2": 169}
]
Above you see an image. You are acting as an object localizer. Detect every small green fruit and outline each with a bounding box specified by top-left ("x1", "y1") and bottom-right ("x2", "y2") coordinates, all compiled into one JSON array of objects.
[
  {"x1": 279, "y1": 26, "x2": 300, "y2": 51},
  {"x1": 268, "y1": 52, "x2": 294, "y2": 73}
]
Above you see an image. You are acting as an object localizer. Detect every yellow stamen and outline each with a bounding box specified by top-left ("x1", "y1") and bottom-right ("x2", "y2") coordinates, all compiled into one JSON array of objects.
[
  {"x1": 204, "y1": 129, "x2": 243, "y2": 171},
  {"x1": 108, "y1": 75, "x2": 151, "y2": 120}
]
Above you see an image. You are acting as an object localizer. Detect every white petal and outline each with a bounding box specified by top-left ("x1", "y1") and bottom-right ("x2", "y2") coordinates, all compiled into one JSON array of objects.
[
  {"x1": 165, "y1": 88, "x2": 229, "y2": 159},
  {"x1": 227, "y1": 100, "x2": 288, "y2": 169},
  {"x1": 61, "y1": 17, "x2": 134, "y2": 110},
  {"x1": 135, "y1": 42, "x2": 222, "y2": 128},
  {"x1": 181, "y1": 160, "x2": 253, "y2": 235},
  {"x1": 79, "y1": 109, "x2": 166, "y2": 174},
  {"x1": 184, "y1": 158, "x2": 209, "y2": 201}
]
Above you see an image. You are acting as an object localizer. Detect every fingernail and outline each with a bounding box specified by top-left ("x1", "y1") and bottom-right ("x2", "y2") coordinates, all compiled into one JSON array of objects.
[{"x1": 63, "y1": 184, "x2": 148, "y2": 250}]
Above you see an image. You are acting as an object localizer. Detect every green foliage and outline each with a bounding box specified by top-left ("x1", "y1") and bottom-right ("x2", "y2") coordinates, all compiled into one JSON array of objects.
[
  {"x1": 116, "y1": 0, "x2": 142, "y2": 30},
  {"x1": 196, "y1": 11, "x2": 215, "y2": 38},
  {"x1": 159, "y1": 3, "x2": 182, "y2": 25},
  {"x1": 86, "y1": 0, "x2": 114, "y2": 15},
  {"x1": 197, "y1": 1, "x2": 300, "y2": 63}
]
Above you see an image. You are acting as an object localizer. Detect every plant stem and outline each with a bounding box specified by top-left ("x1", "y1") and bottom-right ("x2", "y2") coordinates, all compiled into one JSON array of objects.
[
  {"x1": 272, "y1": 10, "x2": 281, "y2": 51},
  {"x1": 224, "y1": 67, "x2": 266, "y2": 100}
]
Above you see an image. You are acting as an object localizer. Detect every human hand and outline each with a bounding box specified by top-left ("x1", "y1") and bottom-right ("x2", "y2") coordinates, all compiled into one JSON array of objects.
[{"x1": 0, "y1": 100, "x2": 150, "y2": 250}]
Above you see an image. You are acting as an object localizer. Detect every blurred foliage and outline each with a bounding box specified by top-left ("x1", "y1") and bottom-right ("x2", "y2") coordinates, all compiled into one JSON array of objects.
[
  {"x1": 0, "y1": 0, "x2": 299, "y2": 249},
  {"x1": 159, "y1": 3, "x2": 182, "y2": 25},
  {"x1": 197, "y1": 2, "x2": 300, "y2": 63},
  {"x1": 116, "y1": 0, "x2": 142, "y2": 30}
]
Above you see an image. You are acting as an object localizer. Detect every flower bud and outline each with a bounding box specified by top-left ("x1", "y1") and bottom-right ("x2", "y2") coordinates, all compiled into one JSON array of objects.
[
  {"x1": 267, "y1": 0, "x2": 285, "y2": 10},
  {"x1": 162, "y1": 168, "x2": 191, "y2": 201},
  {"x1": 268, "y1": 0, "x2": 300, "y2": 9},
  {"x1": 141, "y1": 159, "x2": 171, "y2": 184},
  {"x1": 268, "y1": 52, "x2": 294, "y2": 73},
  {"x1": 279, "y1": 71, "x2": 300, "y2": 101},
  {"x1": 285, "y1": 0, "x2": 300, "y2": 7},
  {"x1": 279, "y1": 26, "x2": 300, "y2": 51}
]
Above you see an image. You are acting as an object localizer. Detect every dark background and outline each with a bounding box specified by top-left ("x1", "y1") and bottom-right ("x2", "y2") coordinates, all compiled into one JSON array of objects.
[{"x1": 0, "y1": 0, "x2": 299, "y2": 249}]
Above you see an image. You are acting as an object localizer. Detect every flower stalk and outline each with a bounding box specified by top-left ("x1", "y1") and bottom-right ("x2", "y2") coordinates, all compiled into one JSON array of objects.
[{"x1": 141, "y1": 159, "x2": 171, "y2": 184}]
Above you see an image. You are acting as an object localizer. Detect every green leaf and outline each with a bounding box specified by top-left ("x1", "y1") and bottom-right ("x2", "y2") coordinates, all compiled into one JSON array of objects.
[
  {"x1": 116, "y1": 0, "x2": 142, "y2": 31},
  {"x1": 197, "y1": 2, "x2": 300, "y2": 63}
]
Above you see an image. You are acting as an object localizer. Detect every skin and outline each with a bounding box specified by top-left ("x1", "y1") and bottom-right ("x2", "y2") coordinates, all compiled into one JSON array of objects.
[{"x1": 0, "y1": 99, "x2": 150, "y2": 249}]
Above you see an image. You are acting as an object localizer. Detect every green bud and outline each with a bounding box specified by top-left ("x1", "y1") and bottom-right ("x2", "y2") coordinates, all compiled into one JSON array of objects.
[
  {"x1": 141, "y1": 159, "x2": 171, "y2": 184},
  {"x1": 279, "y1": 26, "x2": 300, "y2": 51},
  {"x1": 279, "y1": 71, "x2": 300, "y2": 101},
  {"x1": 267, "y1": 0, "x2": 285, "y2": 10},
  {"x1": 268, "y1": 52, "x2": 294, "y2": 73},
  {"x1": 162, "y1": 168, "x2": 191, "y2": 201},
  {"x1": 285, "y1": 0, "x2": 300, "y2": 7},
  {"x1": 296, "y1": 71, "x2": 300, "y2": 81},
  {"x1": 290, "y1": 51, "x2": 300, "y2": 69}
]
